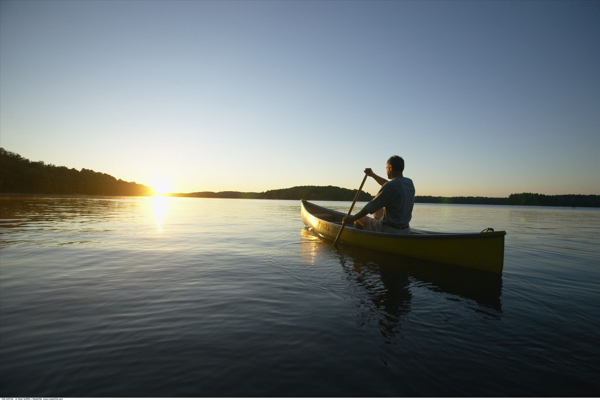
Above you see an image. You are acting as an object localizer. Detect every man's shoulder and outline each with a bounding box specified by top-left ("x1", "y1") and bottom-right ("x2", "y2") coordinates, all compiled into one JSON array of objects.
[
  {"x1": 391, "y1": 177, "x2": 413, "y2": 185},
  {"x1": 382, "y1": 178, "x2": 404, "y2": 192},
  {"x1": 381, "y1": 177, "x2": 414, "y2": 192},
  {"x1": 392, "y1": 177, "x2": 415, "y2": 191}
]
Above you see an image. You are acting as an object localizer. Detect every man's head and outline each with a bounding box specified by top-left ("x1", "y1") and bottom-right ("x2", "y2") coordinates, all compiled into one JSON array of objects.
[{"x1": 386, "y1": 155, "x2": 404, "y2": 179}]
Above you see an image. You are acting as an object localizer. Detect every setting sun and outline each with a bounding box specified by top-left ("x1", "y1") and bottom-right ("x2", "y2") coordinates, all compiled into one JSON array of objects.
[{"x1": 151, "y1": 178, "x2": 171, "y2": 196}]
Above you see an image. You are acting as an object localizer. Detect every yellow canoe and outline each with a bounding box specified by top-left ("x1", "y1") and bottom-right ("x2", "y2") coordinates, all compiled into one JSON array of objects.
[{"x1": 301, "y1": 200, "x2": 506, "y2": 274}]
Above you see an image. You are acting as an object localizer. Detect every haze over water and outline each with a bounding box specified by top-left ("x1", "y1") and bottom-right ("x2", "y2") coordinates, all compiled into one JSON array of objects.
[{"x1": 1, "y1": 196, "x2": 598, "y2": 396}]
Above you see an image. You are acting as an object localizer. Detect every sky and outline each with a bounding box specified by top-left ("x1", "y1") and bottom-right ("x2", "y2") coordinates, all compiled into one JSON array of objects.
[{"x1": 1, "y1": 0, "x2": 598, "y2": 197}]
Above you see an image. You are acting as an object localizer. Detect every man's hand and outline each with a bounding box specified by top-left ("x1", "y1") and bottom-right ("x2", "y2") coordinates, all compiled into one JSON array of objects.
[
  {"x1": 365, "y1": 167, "x2": 388, "y2": 186},
  {"x1": 342, "y1": 215, "x2": 355, "y2": 225}
]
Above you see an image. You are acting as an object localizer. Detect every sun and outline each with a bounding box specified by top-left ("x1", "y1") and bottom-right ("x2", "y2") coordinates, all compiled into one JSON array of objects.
[{"x1": 151, "y1": 178, "x2": 171, "y2": 196}]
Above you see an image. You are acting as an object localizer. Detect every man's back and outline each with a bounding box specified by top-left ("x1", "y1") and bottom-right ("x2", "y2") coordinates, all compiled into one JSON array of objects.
[
  {"x1": 382, "y1": 177, "x2": 415, "y2": 226},
  {"x1": 365, "y1": 177, "x2": 415, "y2": 226}
]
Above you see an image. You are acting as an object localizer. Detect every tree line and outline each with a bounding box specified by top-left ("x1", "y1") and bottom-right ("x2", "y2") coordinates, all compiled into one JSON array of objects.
[
  {"x1": 506, "y1": 193, "x2": 600, "y2": 207},
  {"x1": 173, "y1": 185, "x2": 374, "y2": 202},
  {"x1": 2, "y1": 148, "x2": 598, "y2": 206},
  {"x1": 262, "y1": 185, "x2": 373, "y2": 201},
  {"x1": 0, "y1": 148, "x2": 154, "y2": 196},
  {"x1": 415, "y1": 194, "x2": 599, "y2": 207},
  {"x1": 175, "y1": 191, "x2": 261, "y2": 199},
  {"x1": 415, "y1": 196, "x2": 509, "y2": 205},
  {"x1": 176, "y1": 191, "x2": 599, "y2": 207}
]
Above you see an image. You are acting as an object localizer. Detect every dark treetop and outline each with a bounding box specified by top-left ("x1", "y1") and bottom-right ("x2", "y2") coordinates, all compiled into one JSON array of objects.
[{"x1": 0, "y1": 148, "x2": 154, "y2": 196}]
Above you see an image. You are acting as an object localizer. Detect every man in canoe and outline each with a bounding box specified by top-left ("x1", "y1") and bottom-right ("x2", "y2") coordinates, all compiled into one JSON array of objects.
[{"x1": 342, "y1": 155, "x2": 415, "y2": 234}]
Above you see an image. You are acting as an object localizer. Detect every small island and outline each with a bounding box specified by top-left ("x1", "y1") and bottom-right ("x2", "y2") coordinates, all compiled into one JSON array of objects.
[{"x1": 170, "y1": 186, "x2": 373, "y2": 202}]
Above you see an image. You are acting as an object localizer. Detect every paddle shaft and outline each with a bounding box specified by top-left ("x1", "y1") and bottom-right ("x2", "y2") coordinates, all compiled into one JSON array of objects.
[{"x1": 333, "y1": 173, "x2": 368, "y2": 246}]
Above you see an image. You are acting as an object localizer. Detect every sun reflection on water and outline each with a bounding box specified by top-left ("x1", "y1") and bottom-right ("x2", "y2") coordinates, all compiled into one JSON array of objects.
[
  {"x1": 300, "y1": 228, "x2": 323, "y2": 266},
  {"x1": 152, "y1": 196, "x2": 169, "y2": 232}
]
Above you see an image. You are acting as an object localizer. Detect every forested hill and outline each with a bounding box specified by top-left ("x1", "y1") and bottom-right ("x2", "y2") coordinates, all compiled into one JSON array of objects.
[
  {"x1": 174, "y1": 186, "x2": 374, "y2": 202},
  {"x1": 0, "y1": 148, "x2": 154, "y2": 196},
  {"x1": 264, "y1": 186, "x2": 373, "y2": 201}
]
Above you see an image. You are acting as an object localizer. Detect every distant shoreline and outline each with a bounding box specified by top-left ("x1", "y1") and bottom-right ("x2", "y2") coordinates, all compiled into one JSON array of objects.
[
  {"x1": 2, "y1": 191, "x2": 599, "y2": 208},
  {"x1": 164, "y1": 190, "x2": 600, "y2": 207},
  {"x1": 2, "y1": 148, "x2": 598, "y2": 207}
]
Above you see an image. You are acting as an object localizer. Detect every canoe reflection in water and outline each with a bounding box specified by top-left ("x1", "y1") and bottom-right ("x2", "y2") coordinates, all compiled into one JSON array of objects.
[
  {"x1": 337, "y1": 247, "x2": 413, "y2": 342},
  {"x1": 300, "y1": 228, "x2": 503, "y2": 341}
]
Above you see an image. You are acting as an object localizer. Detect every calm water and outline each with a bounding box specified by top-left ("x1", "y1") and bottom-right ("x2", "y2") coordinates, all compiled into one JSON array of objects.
[{"x1": 1, "y1": 196, "x2": 598, "y2": 397}]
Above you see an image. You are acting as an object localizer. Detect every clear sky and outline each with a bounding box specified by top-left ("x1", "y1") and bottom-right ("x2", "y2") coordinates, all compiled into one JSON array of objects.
[{"x1": 1, "y1": 0, "x2": 598, "y2": 197}]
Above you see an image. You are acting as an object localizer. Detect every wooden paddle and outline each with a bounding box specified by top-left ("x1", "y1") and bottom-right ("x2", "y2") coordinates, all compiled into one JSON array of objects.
[{"x1": 333, "y1": 173, "x2": 368, "y2": 246}]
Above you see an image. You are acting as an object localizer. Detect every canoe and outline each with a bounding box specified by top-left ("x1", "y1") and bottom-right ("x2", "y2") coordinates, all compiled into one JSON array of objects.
[{"x1": 300, "y1": 200, "x2": 506, "y2": 274}]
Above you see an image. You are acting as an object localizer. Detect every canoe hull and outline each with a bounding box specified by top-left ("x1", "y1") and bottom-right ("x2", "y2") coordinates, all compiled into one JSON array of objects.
[{"x1": 301, "y1": 200, "x2": 505, "y2": 274}]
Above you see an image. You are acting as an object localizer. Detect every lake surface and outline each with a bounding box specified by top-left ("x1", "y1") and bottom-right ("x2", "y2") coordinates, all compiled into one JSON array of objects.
[{"x1": 1, "y1": 196, "x2": 598, "y2": 397}]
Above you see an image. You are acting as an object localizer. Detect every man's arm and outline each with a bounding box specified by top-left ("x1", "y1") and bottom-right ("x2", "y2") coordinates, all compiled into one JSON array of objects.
[
  {"x1": 342, "y1": 207, "x2": 370, "y2": 225},
  {"x1": 342, "y1": 169, "x2": 390, "y2": 225},
  {"x1": 365, "y1": 168, "x2": 388, "y2": 186}
]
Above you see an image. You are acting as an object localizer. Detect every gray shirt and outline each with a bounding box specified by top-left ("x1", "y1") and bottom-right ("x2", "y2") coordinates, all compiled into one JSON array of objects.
[{"x1": 363, "y1": 177, "x2": 415, "y2": 226}]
